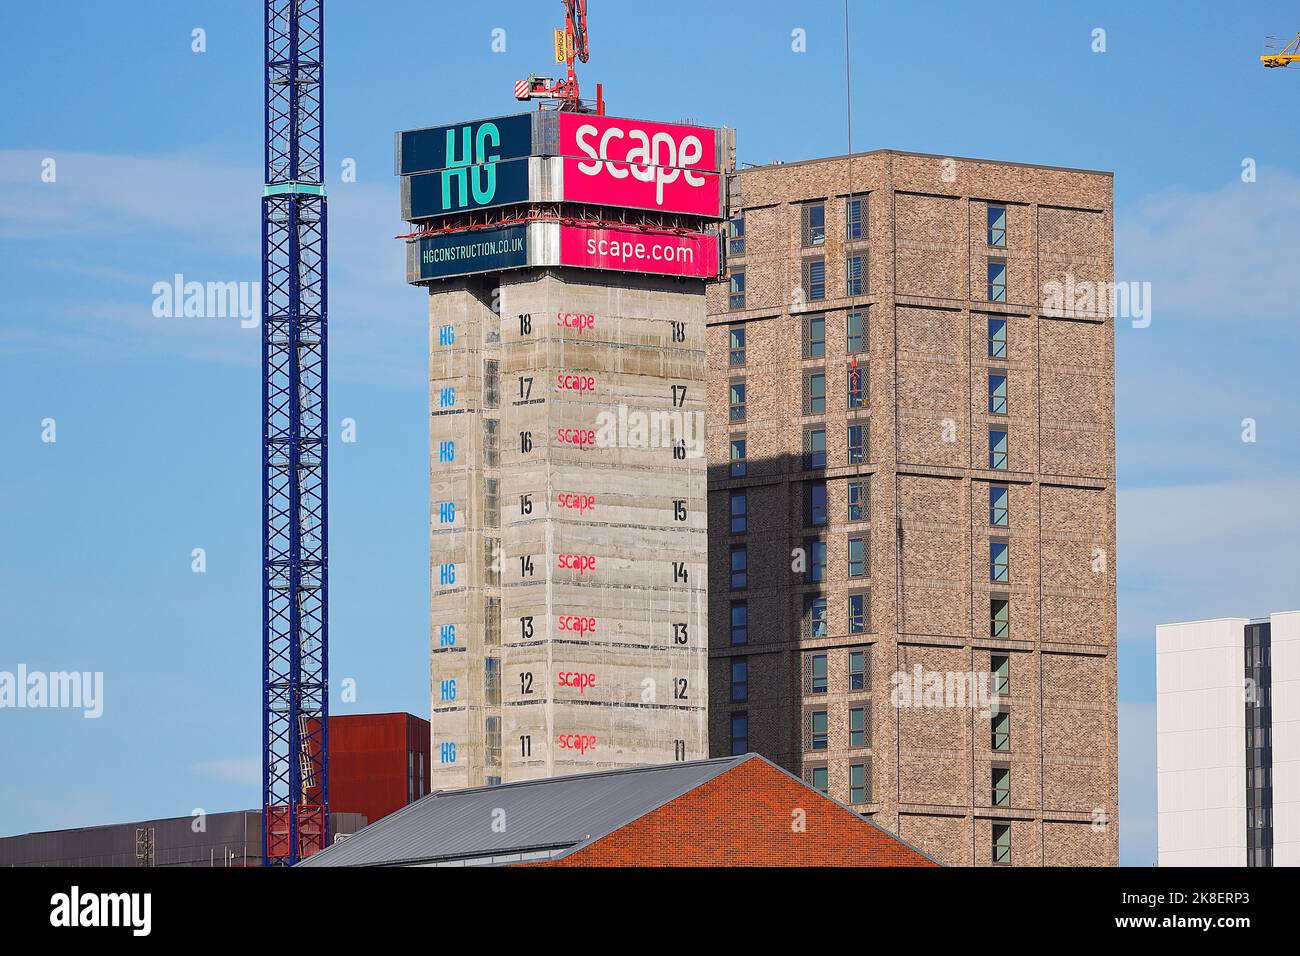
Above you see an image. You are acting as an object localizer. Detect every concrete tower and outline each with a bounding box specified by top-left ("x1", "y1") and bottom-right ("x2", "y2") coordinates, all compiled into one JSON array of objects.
[{"x1": 397, "y1": 112, "x2": 729, "y2": 788}]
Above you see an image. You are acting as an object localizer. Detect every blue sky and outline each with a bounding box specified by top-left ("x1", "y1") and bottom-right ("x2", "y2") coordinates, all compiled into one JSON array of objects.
[{"x1": 2, "y1": 1, "x2": 1299, "y2": 866}]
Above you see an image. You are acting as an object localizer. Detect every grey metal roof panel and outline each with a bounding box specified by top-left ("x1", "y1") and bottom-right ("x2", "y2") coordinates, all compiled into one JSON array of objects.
[{"x1": 299, "y1": 755, "x2": 749, "y2": 867}]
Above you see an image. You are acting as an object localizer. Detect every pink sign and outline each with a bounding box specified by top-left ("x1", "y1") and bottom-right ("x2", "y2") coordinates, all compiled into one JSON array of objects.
[
  {"x1": 559, "y1": 113, "x2": 722, "y2": 217},
  {"x1": 559, "y1": 224, "x2": 719, "y2": 278}
]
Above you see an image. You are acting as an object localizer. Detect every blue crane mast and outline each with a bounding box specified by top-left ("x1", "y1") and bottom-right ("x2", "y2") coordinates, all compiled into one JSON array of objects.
[{"x1": 261, "y1": 0, "x2": 329, "y2": 866}]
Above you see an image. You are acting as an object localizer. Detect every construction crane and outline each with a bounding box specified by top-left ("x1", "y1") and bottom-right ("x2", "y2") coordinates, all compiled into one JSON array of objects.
[
  {"x1": 1261, "y1": 32, "x2": 1300, "y2": 68},
  {"x1": 260, "y1": 0, "x2": 329, "y2": 866},
  {"x1": 514, "y1": 0, "x2": 605, "y2": 114}
]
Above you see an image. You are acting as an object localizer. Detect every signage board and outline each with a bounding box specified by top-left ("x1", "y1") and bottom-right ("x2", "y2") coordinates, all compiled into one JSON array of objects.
[
  {"x1": 405, "y1": 222, "x2": 719, "y2": 284},
  {"x1": 558, "y1": 224, "x2": 718, "y2": 279},
  {"x1": 403, "y1": 156, "x2": 531, "y2": 219},
  {"x1": 396, "y1": 113, "x2": 534, "y2": 177},
  {"x1": 397, "y1": 113, "x2": 725, "y2": 218},
  {"x1": 407, "y1": 224, "x2": 528, "y2": 282},
  {"x1": 556, "y1": 114, "x2": 722, "y2": 216}
]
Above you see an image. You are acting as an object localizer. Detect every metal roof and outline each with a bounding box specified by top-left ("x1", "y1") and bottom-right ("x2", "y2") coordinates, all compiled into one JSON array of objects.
[{"x1": 298, "y1": 754, "x2": 750, "y2": 867}]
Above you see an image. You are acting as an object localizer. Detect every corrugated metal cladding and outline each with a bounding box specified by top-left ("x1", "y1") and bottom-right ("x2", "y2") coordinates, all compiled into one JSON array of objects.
[
  {"x1": 298, "y1": 755, "x2": 750, "y2": 867},
  {"x1": 0, "y1": 811, "x2": 366, "y2": 867},
  {"x1": 329, "y1": 712, "x2": 431, "y2": 827}
]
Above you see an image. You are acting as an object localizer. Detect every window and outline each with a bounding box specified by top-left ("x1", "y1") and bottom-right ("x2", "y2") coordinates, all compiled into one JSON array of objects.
[
  {"x1": 990, "y1": 541, "x2": 1009, "y2": 582},
  {"x1": 848, "y1": 538, "x2": 867, "y2": 578},
  {"x1": 806, "y1": 596, "x2": 828, "y2": 638},
  {"x1": 731, "y1": 712, "x2": 749, "y2": 755},
  {"x1": 729, "y1": 271, "x2": 745, "y2": 310},
  {"x1": 484, "y1": 596, "x2": 501, "y2": 646},
  {"x1": 848, "y1": 593, "x2": 868, "y2": 633},
  {"x1": 484, "y1": 657, "x2": 501, "y2": 706},
  {"x1": 848, "y1": 480, "x2": 867, "y2": 521},
  {"x1": 847, "y1": 310, "x2": 867, "y2": 354},
  {"x1": 989, "y1": 430, "x2": 1008, "y2": 470},
  {"x1": 846, "y1": 194, "x2": 867, "y2": 241},
  {"x1": 484, "y1": 477, "x2": 499, "y2": 528},
  {"x1": 802, "y1": 202, "x2": 826, "y2": 246},
  {"x1": 846, "y1": 254, "x2": 865, "y2": 296},
  {"x1": 803, "y1": 258, "x2": 826, "y2": 301},
  {"x1": 484, "y1": 536, "x2": 501, "y2": 586},
  {"x1": 807, "y1": 481, "x2": 828, "y2": 527},
  {"x1": 992, "y1": 767, "x2": 1010, "y2": 807},
  {"x1": 485, "y1": 716, "x2": 502, "y2": 766},
  {"x1": 849, "y1": 650, "x2": 867, "y2": 691},
  {"x1": 730, "y1": 546, "x2": 748, "y2": 589},
  {"x1": 806, "y1": 539, "x2": 826, "y2": 583},
  {"x1": 987, "y1": 205, "x2": 1007, "y2": 248},
  {"x1": 484, "y1": 359, "x2": 500, "y2": 408},
  {"x1": 850, "y1": 763, "x2": 869, "y2": 804},
  {"x1": 992, "y1": 711, "x2": 1011, "y2": 751},
  {"x1": 805, "y1": 314, "x2": 826, "y2": 358},
  {"x1": 987, "y1": 261, "x2": 1007, "y2": 302},
  {"x1": 806, "y1": 371, "x2": 826, "y2": 415},
  {"x1": 847, "y1": 363, "x2": 867, "y2": 409},
  {"x1": 988, "y1": 317, "x2": 1007, "y2": 359},
  {"x1": 810, "y1": 655, "x2": 828, "y2": 694},
  {"x1": 989, "y1": 485, "x2": 1009, "y2": 526},
  {"x1": 730, "y1": 491, "x2": 747, "y2": 534},
  {"x1": 484, "y1": 418, "x2": 500, "y2": 467},
  {"x1": 848, "y1": 424, "x2": 866, "y2": 464},
  {"x1": 811, "y1": 710, "x2": 829, "y2": 750},
  {"x1": 991, "y1": 597, "x2": 1010, "y2": 638},
  {"x1": 730, "y1": 437, "x2": 747, "y2": 478},
  {"x1": 849, "y1": 706, "x2": 868, "y2": 748},
  {"x1": 809, "y1": 765, "x2": 829, "y2": 793},
  {"x1": 992, "y1": 654, "x2": 1010, "y2": 697},
  {"x1": 729, "y1": 326, "x2": 746, "y2": 366},
  {"x1": 729, "y1": 381, "x2": 746, "y2": 422},
  {"x1": 988, "y1": 374, "x2": 1007, "y2": 415},
  {"x1": 993, "y1": 823, "x2": 1011, "y2": 864},
  {"x1": 805, "y1": 428, "x2": 827, "y2": 469},
  {"x1": 731, "y1": 601, "x2": 749, "y2": 645},
  {"x1": 731, "y1": 658, "x2": 749, "y2": 702},
  {"x1": 987, "y1": 205, "x2": 1008, "y2": 249},
  {"x1": 729, "y1": 214, "x2": 745, "y2": 256}
]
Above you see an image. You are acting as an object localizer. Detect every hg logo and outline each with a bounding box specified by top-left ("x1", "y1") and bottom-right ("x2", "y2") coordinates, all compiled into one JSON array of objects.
[{"x1": 441, "y1": 121, "x2": 501, "y2": 209}]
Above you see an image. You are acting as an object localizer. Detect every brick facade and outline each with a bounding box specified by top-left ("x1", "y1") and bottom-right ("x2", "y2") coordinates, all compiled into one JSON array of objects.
[{"x1": 705, "y1": 150, "x2": 1118, "y2": 867}]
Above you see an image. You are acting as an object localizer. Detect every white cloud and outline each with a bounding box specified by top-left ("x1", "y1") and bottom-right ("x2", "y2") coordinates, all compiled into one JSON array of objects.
[
  {"x1": 1117, "y1": 170, "x2": 1300, "y2": 328},
  {"x1": 0, "y1": 149, "x2": 423, "y2": 384}
]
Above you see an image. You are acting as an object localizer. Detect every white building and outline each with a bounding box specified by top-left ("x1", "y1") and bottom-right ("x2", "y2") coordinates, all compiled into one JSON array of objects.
[{"x1": 1156, "y1": 611, "x2": 1300, "y2": 866}]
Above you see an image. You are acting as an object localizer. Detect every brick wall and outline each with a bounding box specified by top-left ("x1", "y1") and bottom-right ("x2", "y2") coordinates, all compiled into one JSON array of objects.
[
  {"x1": 706, "y1": 149, "x2": 1118, "y2": 866},
  {"x1": 532, "y1": 756, "x2": 937, "y2": 866}
]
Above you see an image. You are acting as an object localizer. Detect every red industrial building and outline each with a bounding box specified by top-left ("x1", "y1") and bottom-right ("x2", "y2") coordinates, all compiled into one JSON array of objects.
[{"x1": 328, "y1": 712, "x2": 431, "y2": 826}]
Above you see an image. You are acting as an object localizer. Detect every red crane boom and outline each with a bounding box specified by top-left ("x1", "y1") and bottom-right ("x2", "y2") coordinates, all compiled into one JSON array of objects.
[{"x1": 514, "y1": 0, "x2": 604, "y2": 114}]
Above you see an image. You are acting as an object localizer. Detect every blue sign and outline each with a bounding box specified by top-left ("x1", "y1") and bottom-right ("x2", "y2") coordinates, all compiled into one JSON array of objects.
[
  {"x1": 411, "y1": 224, "x2": 528, "y2": 282},
  {"x1": 397, "y1": 113, "x2": 533, "y2": 176},
  {"x1": 403, "y1": 156, "x2": 530, "y2": 220}
]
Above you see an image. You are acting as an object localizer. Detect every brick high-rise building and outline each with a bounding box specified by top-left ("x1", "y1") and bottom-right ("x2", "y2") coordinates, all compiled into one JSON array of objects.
[{"x1": 706, "y1": 150, "x2": 1117, "y2": 866}]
